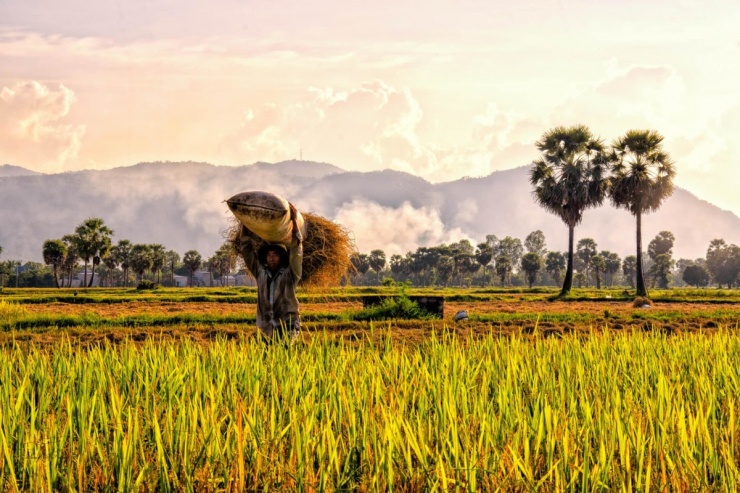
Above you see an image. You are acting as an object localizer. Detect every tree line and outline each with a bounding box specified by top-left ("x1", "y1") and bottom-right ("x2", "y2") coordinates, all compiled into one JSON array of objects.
[
  {"x1": 0, "y1": 218, "x2": 239, "y2": 288},
  {"x1": 349, "y1": 229, "x2": 739, "y2": 290}
]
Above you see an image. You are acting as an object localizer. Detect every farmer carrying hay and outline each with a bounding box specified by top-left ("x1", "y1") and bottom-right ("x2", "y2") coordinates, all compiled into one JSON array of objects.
[
  {"x1": 226, "y1": 190, "x2": 354, "y2": 342},
  {"x1": 239, "y1": 202, "x2": 303, "y2": 342}
]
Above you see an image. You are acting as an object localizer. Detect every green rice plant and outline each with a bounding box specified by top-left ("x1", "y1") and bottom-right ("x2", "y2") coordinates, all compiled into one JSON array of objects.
[{"x1": 3, "y1": 324, "x2": 740, "y2": 490}]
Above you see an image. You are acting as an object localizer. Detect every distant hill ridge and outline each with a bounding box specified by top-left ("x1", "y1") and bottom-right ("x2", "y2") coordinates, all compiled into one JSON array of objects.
[
  {"x1": 0, "y1": 160, "x2": 737, "y2": 261},
  {"x1": 0, "y1": 164, "x2": 41, "y2": 178}
]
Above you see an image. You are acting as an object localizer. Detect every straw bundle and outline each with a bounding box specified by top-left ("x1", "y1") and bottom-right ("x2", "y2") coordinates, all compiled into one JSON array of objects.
[{"x1": 228, "y1": 211, "x2": 356, "y2": 287}]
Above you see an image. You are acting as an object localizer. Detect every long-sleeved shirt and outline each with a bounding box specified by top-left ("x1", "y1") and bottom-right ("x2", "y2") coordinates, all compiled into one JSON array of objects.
[{"x1": 242, "y1": 233, "x2": 303, "y2": 332}]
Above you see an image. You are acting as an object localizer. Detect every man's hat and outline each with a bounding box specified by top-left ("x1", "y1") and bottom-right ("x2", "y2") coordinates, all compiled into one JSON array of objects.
[{"x1": 258, "y1": 243, "x2": 289, "y2": 266}]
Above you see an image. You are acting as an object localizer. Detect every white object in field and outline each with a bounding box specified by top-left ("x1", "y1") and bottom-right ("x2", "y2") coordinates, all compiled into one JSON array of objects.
[
  {"x1": 454, "y1": 310, "x2": 469, "y2": 322},
  {"x1": 226, "y1": 191, "x2": 307, "y2": 246}
]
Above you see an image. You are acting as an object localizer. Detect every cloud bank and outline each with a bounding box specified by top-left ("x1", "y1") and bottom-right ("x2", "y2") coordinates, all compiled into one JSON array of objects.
[{"x1": 0, "y1": 81, "x2": 85, "y2": 172}]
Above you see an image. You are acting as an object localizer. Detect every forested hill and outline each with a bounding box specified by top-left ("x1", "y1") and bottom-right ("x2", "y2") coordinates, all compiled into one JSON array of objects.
[{"x1": 0, "y1": 160, "x2": 738, "y2": 262}]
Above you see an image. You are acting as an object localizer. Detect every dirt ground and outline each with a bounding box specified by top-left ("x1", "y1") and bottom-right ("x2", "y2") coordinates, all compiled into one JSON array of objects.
[{"x1": 3, "y1": 298, "x2": 737, "y2": 349}]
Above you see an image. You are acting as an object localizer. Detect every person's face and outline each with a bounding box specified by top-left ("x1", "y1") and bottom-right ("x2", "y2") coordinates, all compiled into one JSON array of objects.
[{"x1": 266, "y1": 249, "x2": 282, "y2": 271}]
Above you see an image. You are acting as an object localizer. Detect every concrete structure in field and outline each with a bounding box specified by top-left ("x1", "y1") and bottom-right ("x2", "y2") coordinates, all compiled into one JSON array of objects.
[
  {"x1": 173, "y1": 275, "x2": 189, "y2": 287},
  {"x1": 60, "y1": 271, "x2": 101, "y2": 288}
]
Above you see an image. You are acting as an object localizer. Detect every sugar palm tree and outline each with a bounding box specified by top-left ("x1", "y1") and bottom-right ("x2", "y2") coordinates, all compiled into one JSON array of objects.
[
  {"x1": 42, "y1": 239, "x2": 68, "y2": 288},
  {"x1": 149, "y1": 244, "x2": 166, "y2": 284},
  {"x1": 61, "y1": 235, "x2": 79, "y2": 287},
  {"x1": 610, "y1": 130, "x2": 675, "y2": 297},
  {"x1": 183, "y1": 250, "x2": 202, "y2": 287},
  {"x1": 530, "y1": 125, "x2": 611, "y2": 297},
  {"x1": 72, "y1": 217, "x2": 114, "y2": 287},
  {"x1": 111, "y1": 239, "x2": 133, "y2": 287},
  {"x1": 129, "y1": 244, "x2": 153, "y2": 283}
]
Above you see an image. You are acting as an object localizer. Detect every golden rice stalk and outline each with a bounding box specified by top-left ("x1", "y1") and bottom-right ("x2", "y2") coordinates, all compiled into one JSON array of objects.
[{"x1": 228, "y1": 211, "x2": 356, "y2": 287}]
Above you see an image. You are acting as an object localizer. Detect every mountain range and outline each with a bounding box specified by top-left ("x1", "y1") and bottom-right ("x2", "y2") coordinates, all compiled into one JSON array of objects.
[{"x1": 1, "y1": 161, "x2": 738, "y2": 263}]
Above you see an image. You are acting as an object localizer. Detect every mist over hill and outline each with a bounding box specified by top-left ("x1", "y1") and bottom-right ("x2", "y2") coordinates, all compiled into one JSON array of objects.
[{"x1": 0, "y1": 160, "x2": 738, "y2": 263}]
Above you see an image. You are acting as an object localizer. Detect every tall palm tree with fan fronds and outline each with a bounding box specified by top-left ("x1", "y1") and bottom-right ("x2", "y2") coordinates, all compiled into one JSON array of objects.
[
  {"x1": 610, "y1": 129, "x2": 675, "y2": 297},
  {"x1": 530, "y1": 125, "x2": 611, "y2": 297}
]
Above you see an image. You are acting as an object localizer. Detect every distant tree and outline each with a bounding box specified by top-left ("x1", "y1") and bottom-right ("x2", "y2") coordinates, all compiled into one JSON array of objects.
[
  {"x1": 0, "y1": 260, "x2": 14, "y2": 287},
  {"x1": 601, "y1": 251, "x2": 621, "y2": 287},
  {"x1": 350, "y1": 253, "x2": 371, "y2": 277},
  {"x1": 648, "y1": 231, "x2": 675, "y2": 261},
  {"x1": 150, "y1": 244, "x2": 167, "y2": 284},
  {"x1": 61, "y1": 235, "x2": 79, "y2": 287},
  {"x1": 110, "y1": 240, "x2": 133, "y2": 287},
  {"x1": 610, "y1": 130, "x2": 676, "y2": 297},
  {"x1": 437, "y1": 256, "x2": 455, "y2": 286},
  {"x1": 521, "y1": 252, "x2": 543, "y2": 288},
  {"x1": 0, "y1": 260, "x2": 7, "y2": 287},
  {"x1": 675, "y1": 258, "x2": 695, "y2": 286},
  {"x1": 368, "y1": 250, "x2": 386, "y2": 276},
  {"x1": 682, "y1": 264, "x2": 710, "y2": 288},
  {"x1": 530, "y1": 125, "x2": 610, "y2": 296},
  {"x1": 211, "y1": 243, "x2": 236, "y2": 285},
  {"x1": 475, "y1": 242, "x2": 494, "y2": 286},
  {"x1": 165, "y1": 250, "x2": 181, "y2": 286},
  {"x1": 495, "y1": 255, "x2": 513, "y2": 287},
  {"x1": 591, "y1": 254, "x2": 606, "y2": 290},
  {"x1": 450, "y1": 239, "x2": 474, "y2": 255},
  {"x1": 72, "y1": 217, "x2": 114, "y2": 287},
  {"x1": 524, "y1": 230, "x2": 547, "y2": 257},
  {"x1": 42, "y1": 239, "x2": 68, "y2": 288},
  {"x1": 183, "y1": 250, "x2": 202, "y2": 287},
  {"x1": 389, "y1": 254, "x2": 410, "y2": 278},
  {"x1": 129, "y1": 244, "x2": 153, "y2": 283},
  {"x1": 650, "y1": 253, "x2": 675, "y2": 289},
  {"x1": 545, "y1": 251, "x2": 566, "y2": 286},
  {"x1": 15, "y1": 262, "x2": 55, "y2": 288},
  {"x1": 494, "y1": 237, "x2": 524, "y2": 272},
  {"x1": 706, "y1": 239, "x2": 740, "y2": 288},
  {"x1": 485, "y1": 235, "x2": 499, "y2": 251},
  {"x1": 102, "y1": 253, "x2": 118, "y2": 287},
  {"x1": 576, "y1": 238, "x2": 597, "y2": 287},
  {"x1": 622, "y1": 255, "x2": 637, "y2": 288},
  {"x1": 574, "y1": 272, "x2": 586, "y2": 288}
]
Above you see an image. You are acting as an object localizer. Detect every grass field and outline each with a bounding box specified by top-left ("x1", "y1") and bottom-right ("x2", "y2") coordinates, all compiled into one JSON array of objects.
[{"x1": 1, "y1": 286, "x2": 739, "y2": 491}]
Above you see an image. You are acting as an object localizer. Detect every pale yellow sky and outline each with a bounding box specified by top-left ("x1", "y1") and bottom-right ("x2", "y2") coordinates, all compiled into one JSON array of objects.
[{"x1": 1, "y1": 0, "x2": 739, "y2": 216}]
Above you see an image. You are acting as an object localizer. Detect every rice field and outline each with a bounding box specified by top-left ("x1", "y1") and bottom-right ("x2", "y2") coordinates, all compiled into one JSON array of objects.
[{"x1": 1, "y1": 287, "x2": 739, "y2": 491}]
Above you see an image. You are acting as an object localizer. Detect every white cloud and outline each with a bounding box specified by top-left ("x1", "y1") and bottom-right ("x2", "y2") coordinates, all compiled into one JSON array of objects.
[
  {"x1": 218, "y1": 81, "x2": 541, "y2": 182},
  {"x1": 332, "y1": 199, "x2": 469, "y2": 256},
  {"x1": 0, "y1": 81, "x2": 85, "y2": 171}
]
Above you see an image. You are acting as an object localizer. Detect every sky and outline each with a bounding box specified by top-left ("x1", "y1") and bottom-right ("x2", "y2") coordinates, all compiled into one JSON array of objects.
[{"x1": 1, "y1": 0, "x2": 740, "y2": 218}]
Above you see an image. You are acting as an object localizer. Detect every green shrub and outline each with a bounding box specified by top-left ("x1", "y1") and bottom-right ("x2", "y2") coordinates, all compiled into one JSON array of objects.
[
  {"x1": 353, "y1": 295, "x2": 431, "y2": 321},
  {"x1": 136, "y1": 280, "x2": 158, "y2": 290}
]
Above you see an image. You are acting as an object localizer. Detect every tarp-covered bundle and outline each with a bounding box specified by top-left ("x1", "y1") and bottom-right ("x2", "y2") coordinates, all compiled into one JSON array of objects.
[
  {"x1": 226, "y1": 191, "x2": 306, "y2": 246},
  {"x1": 226, "y1": 191, "x2": 355, "y2": 286}
]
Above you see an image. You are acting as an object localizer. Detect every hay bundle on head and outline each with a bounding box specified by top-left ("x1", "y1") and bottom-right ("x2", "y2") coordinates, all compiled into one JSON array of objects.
[{"x1": 228, "y1": 211, "x2": 355, "y2": 287}]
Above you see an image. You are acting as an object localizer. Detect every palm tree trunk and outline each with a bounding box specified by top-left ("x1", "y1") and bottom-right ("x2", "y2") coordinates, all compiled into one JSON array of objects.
[
  {"x1": 88, "y1": 264, "x2": 95, "y2": 288},
  {"x1": 560, "y1": 225, "x2": 575, "y2": 296},
  {"x1": 635, "y1": 211, "x2": 649, "y2": 297},
  {"x1": 53, "y1": 266, "x2": 60, "y2": 289}
]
